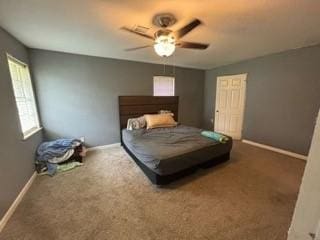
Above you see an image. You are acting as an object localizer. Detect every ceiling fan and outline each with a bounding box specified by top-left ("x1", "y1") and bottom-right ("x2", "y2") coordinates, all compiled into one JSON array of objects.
[{"x1": 121, "y1": 13, "x2": 209, "y2": 57}]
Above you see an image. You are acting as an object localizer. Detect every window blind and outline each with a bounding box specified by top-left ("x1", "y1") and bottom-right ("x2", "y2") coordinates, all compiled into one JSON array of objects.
[
  {"x1": 7, "y1": 56, "x2": 40, "y2": 137},
  {"x1": 153, "y1": 76, "x2": 175, "y2": 96}
]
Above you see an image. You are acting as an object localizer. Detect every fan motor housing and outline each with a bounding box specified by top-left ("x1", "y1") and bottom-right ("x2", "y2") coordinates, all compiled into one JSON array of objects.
[{"x1": 152, "y1": 13, "x2": 177, "y2": 28}]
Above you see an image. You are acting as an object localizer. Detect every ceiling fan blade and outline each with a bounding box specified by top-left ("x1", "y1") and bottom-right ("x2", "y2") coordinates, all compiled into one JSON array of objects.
[
  {"x1": 177, "y1": 41, "x2": 209, "y2": 49},
  {"x1": 120, "y1": 27, "x2": 154, "y2": 40},
  {"x1": 174, "y1": 19, "x2": 202, "y2": 39},
  {"x1": 125, "y1": 45, "x2": 151, "y2": 51}
]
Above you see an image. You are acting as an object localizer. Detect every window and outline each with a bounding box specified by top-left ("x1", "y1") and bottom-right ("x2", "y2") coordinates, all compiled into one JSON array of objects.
[
  {"x1": 7, "y1": 54, "x2": 40, "y2": 139},
  {"x1": 153, "y1": 76, "x2": 175, "y2": 96}
]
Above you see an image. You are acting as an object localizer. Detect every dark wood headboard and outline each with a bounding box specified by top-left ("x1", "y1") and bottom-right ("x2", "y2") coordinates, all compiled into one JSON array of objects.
[{"x1": 118, "y1": 96, "x2": 179, "y2": 130}]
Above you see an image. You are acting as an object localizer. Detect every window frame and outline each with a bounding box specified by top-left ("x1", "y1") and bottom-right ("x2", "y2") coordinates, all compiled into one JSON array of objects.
[
  {"x1": 7, "y1": 53, "x2": 42, "y2": 140},
  {"x1": 153, "y1": 76, "x2": 175, "y2": 96}
]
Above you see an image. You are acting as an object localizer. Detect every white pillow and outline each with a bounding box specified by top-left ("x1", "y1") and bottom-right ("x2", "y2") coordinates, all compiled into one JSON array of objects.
[{"x1": 159, "y1": 110, "x2": 174, "y2": 116}]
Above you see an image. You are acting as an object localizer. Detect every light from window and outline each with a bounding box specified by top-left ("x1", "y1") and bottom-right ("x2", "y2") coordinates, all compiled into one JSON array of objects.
[
  {"x1": 153, "y1": 76, "x2": 175, "y2": 96},
  {"x1": 7, "y1": 55, "x2": 40, "y2": 138}
]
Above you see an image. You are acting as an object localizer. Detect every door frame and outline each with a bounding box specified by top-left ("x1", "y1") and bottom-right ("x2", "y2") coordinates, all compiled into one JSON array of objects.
[{"x1": 214, "y1": 73, "x2": 247, "y2": 139}]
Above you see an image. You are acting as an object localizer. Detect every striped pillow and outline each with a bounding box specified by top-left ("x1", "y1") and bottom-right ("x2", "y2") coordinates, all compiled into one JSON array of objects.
[{"x1": 127, "y1": 116, "x2": 146, "y2": 130}]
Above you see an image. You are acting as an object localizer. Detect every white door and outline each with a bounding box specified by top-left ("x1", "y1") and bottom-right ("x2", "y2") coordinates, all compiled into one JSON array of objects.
[{"x1": 214, "y1": 74, "x2": 247, "y2": 139}]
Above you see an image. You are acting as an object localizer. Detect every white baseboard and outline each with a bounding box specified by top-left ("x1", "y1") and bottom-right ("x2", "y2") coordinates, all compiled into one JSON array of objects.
[
  {"x1": 87, "y1": 143, "x2": 121, "y2": 152},
  {"x1": 242, "y1": 139, "x2": 308, "y2": 161},
  {"x1": 0, "y1": 171, "x2": 37, "y2": 233}
]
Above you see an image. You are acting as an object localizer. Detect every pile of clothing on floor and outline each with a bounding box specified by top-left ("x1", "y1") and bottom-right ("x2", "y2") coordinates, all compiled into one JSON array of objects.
[{"x1": 35, "y1": 138, "x2": 87, "y2": 176}]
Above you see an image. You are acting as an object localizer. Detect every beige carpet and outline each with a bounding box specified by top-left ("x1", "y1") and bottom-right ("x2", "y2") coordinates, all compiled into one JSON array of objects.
[{"x1": 0, "y1": 141, "x2": 305, "y2": 240}]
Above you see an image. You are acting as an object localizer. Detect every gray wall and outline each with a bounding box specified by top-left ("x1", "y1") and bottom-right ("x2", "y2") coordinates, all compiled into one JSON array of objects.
[
  {"x1": 0, "y1": 28, "x2": 42, "y2": 219},
  {"x1": 204, "y1": 44, "x2": 320, "y2": 155},
  {"x1": 29, "y1": 49, "x2": 205, "y2": 147}
]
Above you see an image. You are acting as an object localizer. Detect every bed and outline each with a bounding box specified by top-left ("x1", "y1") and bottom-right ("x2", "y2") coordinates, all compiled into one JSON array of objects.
[{"x1": 119, "y1": 96, "x2": 232, "y2": 185}]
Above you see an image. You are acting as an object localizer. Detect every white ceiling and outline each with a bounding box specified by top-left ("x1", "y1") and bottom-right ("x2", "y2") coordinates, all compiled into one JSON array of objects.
[{"x1": 0, "y1": 0, "x2": 320, "y2": 70}]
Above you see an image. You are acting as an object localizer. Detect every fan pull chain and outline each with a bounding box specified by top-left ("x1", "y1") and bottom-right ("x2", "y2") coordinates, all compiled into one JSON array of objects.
[{"x1": 173, "y1": 52, "x2": 176, "y2": 77}]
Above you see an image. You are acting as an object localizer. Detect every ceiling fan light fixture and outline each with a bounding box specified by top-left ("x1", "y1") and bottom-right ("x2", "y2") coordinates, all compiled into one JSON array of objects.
[
  {"x1": 121, "y1": 15, "x2": 209, "y2": 55},
  {"x1": 154, "y1": 35, "x2": 175, "y2": 57}
]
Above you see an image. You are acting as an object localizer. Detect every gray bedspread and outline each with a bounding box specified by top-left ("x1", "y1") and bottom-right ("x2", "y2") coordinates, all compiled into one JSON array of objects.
[{"x1": 122, "y1": 125, "x2": 232, "y2": 175}]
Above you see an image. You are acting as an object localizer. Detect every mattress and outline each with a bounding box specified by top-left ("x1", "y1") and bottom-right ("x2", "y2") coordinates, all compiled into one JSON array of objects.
[{"x1": 122, "y1": 125, "x2": 232, "y2": 175}]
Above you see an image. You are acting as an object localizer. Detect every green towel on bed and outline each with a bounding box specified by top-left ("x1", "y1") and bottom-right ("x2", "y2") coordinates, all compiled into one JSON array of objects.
[{"x1": 201, "y1": 131, "x2": 229, "y2": 143}]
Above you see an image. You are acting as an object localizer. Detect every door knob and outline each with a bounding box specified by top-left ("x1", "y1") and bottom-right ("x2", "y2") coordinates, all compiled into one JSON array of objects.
[{"x1": 216, "y1": 110, "x2": 219, "y2": 113}]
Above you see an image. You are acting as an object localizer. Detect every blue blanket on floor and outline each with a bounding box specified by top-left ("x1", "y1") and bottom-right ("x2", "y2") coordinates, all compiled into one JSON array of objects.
[
  {"x1": 36, "y1": 138, "x2": 80, "y2": 162},
  {"x1": 36, "y1": 139, "x2": 81, "y2": 176}
]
